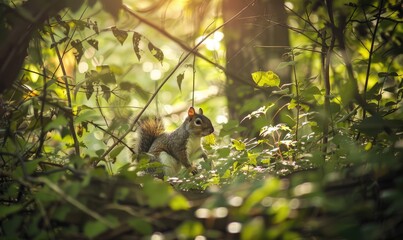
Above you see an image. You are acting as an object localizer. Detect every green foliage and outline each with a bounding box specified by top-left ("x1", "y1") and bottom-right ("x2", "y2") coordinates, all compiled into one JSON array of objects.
[{"x1": 251, "y1": 71, "x2": 281, "y2": 87}]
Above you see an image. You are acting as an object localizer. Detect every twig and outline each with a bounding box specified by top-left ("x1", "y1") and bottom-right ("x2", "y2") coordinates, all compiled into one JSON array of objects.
[
  {"x1": 88, "y1": 121, "x2": 136, "y2": 155},
  {"x1": 362, "y1": 0, "x2": 385, "y2": 120},
  {"x1": 290, "y1": 50, "x2": 299, "y2": 162},
  {"x1": 47, "y1": 19, "x2": 80, "y2": 157},
  {"x1": 35, "y1": 51, "x2": 47, "y2": 158},
  {"x1": 192, "y1": 51, "x2": 196, "y2": 107}
]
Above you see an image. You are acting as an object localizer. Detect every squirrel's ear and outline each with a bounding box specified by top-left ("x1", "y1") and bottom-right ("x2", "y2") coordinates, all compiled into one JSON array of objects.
[
  {"x1": 188, "y1": 107, "x2": 195, "y2": 118},
  {"x1": 198, "y1": 108, "x2": 203, "y2": 115}
]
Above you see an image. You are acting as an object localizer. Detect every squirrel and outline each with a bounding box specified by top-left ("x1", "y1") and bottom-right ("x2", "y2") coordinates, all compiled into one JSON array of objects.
[{"x1": 137, "y1": 107, "x2": 214, "y2": 178}]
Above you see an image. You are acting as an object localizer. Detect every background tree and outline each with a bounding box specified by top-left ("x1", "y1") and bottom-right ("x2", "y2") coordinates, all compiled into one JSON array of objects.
[{"x1": 222, "y1": 0, "x2": 291, "y2": 136}]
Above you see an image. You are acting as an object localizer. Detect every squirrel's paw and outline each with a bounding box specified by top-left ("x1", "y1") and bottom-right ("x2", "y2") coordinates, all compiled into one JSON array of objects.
[{"x1": 189, "y1": 166, "x2": 198, "y2": 175}]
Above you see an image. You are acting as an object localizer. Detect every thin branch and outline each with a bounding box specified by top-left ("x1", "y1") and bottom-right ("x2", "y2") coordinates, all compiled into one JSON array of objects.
[
  {"x1": 283, "y1": 5, "x2": 322, "y2": 45},
  {"x1": 254, "y1": 45, "x2": 325, "y2": 54},
  {"x1": 47, "y1": 19, "x2": 80, "y2": 157},
  {"x1": 323, "y1": 0, "x2": 337, "y2": 157},
  {"x1": 362, "y1": 0, "x2": 385, "y2": 120},
  {"x1": 88, "y1": 121, "x2": 137, "y2": 155},
  {"x1": 291, "y1": 50, "x2": 299, "y2": 162},
  {"x1": 35, "y1": 45, "x2": 47, "y2": 158}
]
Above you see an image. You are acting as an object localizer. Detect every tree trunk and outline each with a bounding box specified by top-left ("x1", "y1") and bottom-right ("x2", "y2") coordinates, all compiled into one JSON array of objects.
[{"x1": 222, "y1": 0, "x2": 290, "y2": 136}]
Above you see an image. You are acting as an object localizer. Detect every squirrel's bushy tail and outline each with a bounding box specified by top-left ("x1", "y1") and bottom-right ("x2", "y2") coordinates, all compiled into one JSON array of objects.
[{"x1": 137, "y1": 116, "x2": 165, "y2": 153}]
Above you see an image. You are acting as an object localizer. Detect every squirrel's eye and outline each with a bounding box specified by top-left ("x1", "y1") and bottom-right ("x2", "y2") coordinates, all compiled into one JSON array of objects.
[{"x1": 195, "y1": 118, "x2": 202, "y2": 126}]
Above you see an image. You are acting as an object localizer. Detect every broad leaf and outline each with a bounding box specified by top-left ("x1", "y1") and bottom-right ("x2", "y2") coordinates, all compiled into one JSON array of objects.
[
  {"x1": 84, "y1": 220, "x2": 108, "y2": 238},
  {"x1": 96, "y1": 65, "x2": 116, "y2": 84},
  {"x1": 100, "y1": 84, "x2": 111, "y2": 101},
  {"x1": 111, "y1": 26, "x2": 128, "y2": 45},
  {"x1": 71, "y1": 39, "x2": 84, "y2": 62},
  {"x1": 128, "y1": 218, "x2": 153, "y2": 235},
  {"x1": 176, "y1": 72, "x2": 184, "y2": 92},
  {"x1": 132, "y1": 32, "x2": 142, "y2": 61},
  {"x1": 251, "y1": 71, "x2": 280, "y2": 87},
  {"x1": 87, "y1": 39, "x2": 98, "y2": 50},
  {"x1": 148, "y1": 42, "x2": 164, "y2": 64},
  {"x1": 232, "y1": 139, "x2": 246, "y2": 151}
]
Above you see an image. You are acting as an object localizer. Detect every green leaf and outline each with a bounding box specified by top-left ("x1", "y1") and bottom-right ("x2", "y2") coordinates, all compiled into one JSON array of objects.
[
  {"x1": 71, "y1": 39, "x2": 84, "y2": 62},
  {"x1": 87, "y1": 39, "x2": 98, "y2": 50},
  {"x1": 84, "y1": 220, "x2": 108, "y2": 238},
  {"x1": 111, "y1": 26, "x2": 128, "y2": 45},
  {"x1": 251, "y1": 71, "x2": 280, "y2": 87},
  {"x1": 2, "y1": 215, "x2": 22, "y2": 238},
  {"x1": 0, "y1": 204, "x2": 23, "y2": 219},
  {"x1": 222, "y1": 169, "x2": 231, "y2": 178},
  {"x1": 110, "y1": 145, "x2": 124, "y2": 158},
  {"x1": 143, "y1": 179, "x2": 171, "y2": 207},
  {"x1": 170, "y1": 194, "x2": 190, "y2": 210},
  {"x1": 302, "y1": 86, "x2": 321, "y2": 100},
  {"x1": 177, "y1": 72, "x2": 185, "y2": 92},
  {"x1": 96, "y1": 65, "x2": 116, "y2": 84},
  {"x1": 44, "y1": 115, "x2": 68, "y2": 131},
  {"x1": 217, "y1": 148, "x2": 230, "y2": 158},
  {"x1": 355, "y1": 115, "x2": 385, "y2": 136},
  {"x1": 132, "y1": 32, "x2": 142, "y2": 61},
  {"x1": 232, "y1": 139, "x2": 246, "y2": 151},
  {"x1": 85, "y1": 77, "x2": 95, "y2": 100},
  {"x1": 100, "y1": 84, "x2": 111, "y2": 101},
  {"x1": 288, "y1": 98, "x2": 297, "y2": 110},
  {"x1": 53, "y1": 206, "x2": 71, "y2": 221},
  {"x1": 240, "y1": 178, "x2": 280, "y2": 214},
  {"x1": 148, "y1": 41, "x2": 164, "y2": 64},
  {"x1": 128, "y1": 218, "x2": 153, "y2": 235},
  {"x1": 269, "y1": 198, "x2": 291, "y2": 223},
  {"x1": 96, "y1": 149, "x2": 105, "y2": 157},
  {"x1": 176, "y1": 221, "x2": 204, "y2": 239},
  {"x1": 241, "y1": 217, "x2": 264, "y2": 240},
  {"x1": 203, "y1": 134, "x2": 216, "y2": 145},
  {"x1": 247, "y1": 152, "x2": 258, "y2": 166},
  {"x1": 75, "y1": 109, "x2": 99, "y2": 123},
  {"x1": 35, "y1": 187, "x2": 59, "y2": 203}
]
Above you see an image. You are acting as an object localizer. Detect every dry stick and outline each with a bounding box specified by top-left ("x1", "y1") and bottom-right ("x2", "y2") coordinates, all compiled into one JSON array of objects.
[
  {"x1": 96, "y1": 1, "x2": 256, "y2": 166},
  {"x1": 48, "y1": 19, "x2": 80, "y2": 157}
]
